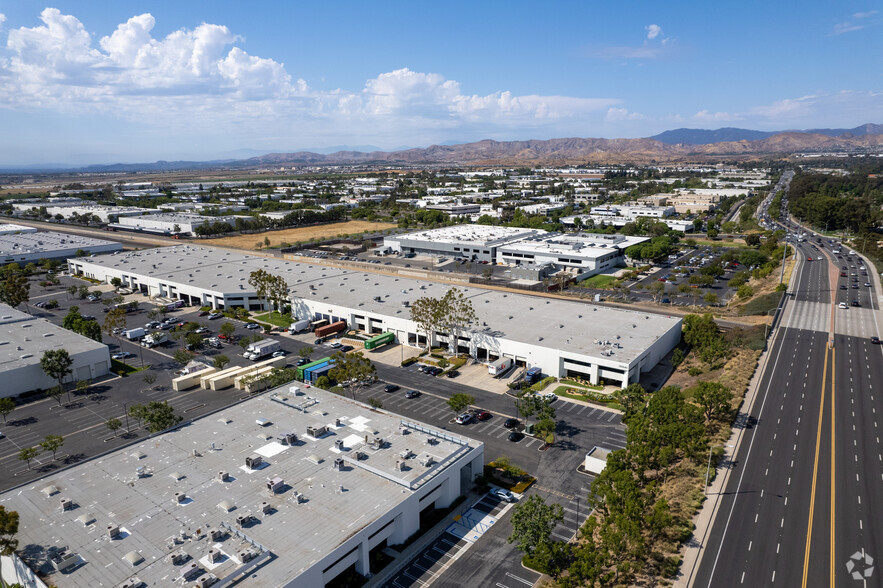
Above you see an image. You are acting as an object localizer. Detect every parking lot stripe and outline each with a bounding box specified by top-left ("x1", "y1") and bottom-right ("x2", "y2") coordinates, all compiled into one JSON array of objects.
[
  {"x1": 606, "y1": 413, "x2": 617, "y2": 422},
  {"x1": 587, "y1": 408, "x2": 597, "y2": 417},
  {"x1": 505, "y1": 572, "x2": 536, "y2": 586}
]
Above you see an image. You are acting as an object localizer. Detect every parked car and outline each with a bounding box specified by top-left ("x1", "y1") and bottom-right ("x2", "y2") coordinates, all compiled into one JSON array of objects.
[
  {"x1": 491, "y1": 488, "x2": 516, "y2": 503},
  {"x1": 208, "y1": 312, "x2": 222, "y2": 319},
  {"x1": 384, "y1": 384, "x2": 400, "y2": 393},
  {"x1": 271, "y1": 350, "x2": 286, "y2": 357},
  {"x1": 508, "y1": 431, "x2": 524, "y2": 442},
  {"x1": 112, "y1": 352, "x2": 134, "y2": 359},
  {"x1": 871, "y1": 336, "x2": 880, "y2": 344},
  {"x1": 544, "y1": 393, "x2": 558, "y2": 403},
  {"x1": 405, "y1": 390, "x2": 421, "y2": 399},
  {"x1": 194, "y1": 327, "x2": 209, "y2": 334},
  {"x1": 503, "y1": 418, "x2": 519, "y2": 428},
  {"x1": 245, "y1": 323, "x2": 261, "y2": 330},
  {"x1": 329, "y1": 342, "x2": 342, "y2": 349},
  {"x1": 426, "y1": 366, "x2": 443, "y2": 376},
  {"x1": 445, "y1": 370, "x2": 459, "y2": 378},
  {"x1": 474, "y1": 410, "x2": 491, "y2": 421},
  {"x1": 339, "y1": 345, "x2": 353, "y2": 353},
  {"x1": 455, "y1": 413, "x2": 473, "y2": 425},
  {"x1": 296, "y1": 357, "x2": 310, "y2": 366}
]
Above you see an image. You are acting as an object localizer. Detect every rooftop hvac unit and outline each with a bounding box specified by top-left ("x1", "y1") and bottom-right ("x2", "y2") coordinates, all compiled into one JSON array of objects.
[
  {"x1": 107, "y1": 524, "x2": 121, "y2": 539},
  {"x1": 282, "y1": 432, "x2": 298, "y2": 445},
  {"x1": 266, "y1": 477, "x2": 284, "y2": 493},
  {"x1": 420, "y1": 455, "x2": 435, "y2": 467},
  {"x1": 353, "y1": 451, "x2": 365, "y2": 460},
  {"x1": 333, "y1": 458, "x2": 344, "y2": 471},
  {"x1": 180, "y1": 561, "x2": 201, "y2": 581},
  {"x1": 245, "y1": 455, "x2": 263, "y2": 469},
  {"x1": 207, "y1": 548, "x2": 222, "y2": 563},
  {"x1": 119, "y1": 578, "x2": 143, "y2": 588},
  {"x1": 369, "y1": 437, "x2": 383, "y2": 450},
  {"x1": 394, "y1": 460, "x2": 404, "y2": 471},
  {"x1": 334, "y1": 439, "x2": 344, "y2": 451},
  {"x1": 260, "y1": 501, "x2": 272, "y2": 514},
  {"x1": 292, "y1": 491, "x2": 303, "y2": 504},
  {"x1": 399, "y1": 449, "x2": 412, "y2": 459},
  {"x1": 59, "y1": 497, "x2": 73, "y2": 511},
  {"x1": 235, "y1": 514, "x2": 254, "y2": 528},
  {"x1": 306, "y1": 425, "x2": 327, "y2": 437},
  {"x1": 169, "y1": 550, "x2": 188, "y2": 565},
  {"x1": 209, "y1": 528, "x2": 225, "y2": 542},
  {"x1": 174, "y1": 492, "x2": 187, "y2": 504},
  {"x1": 239, "y1": 550, "x2": 256, "y2": 563},
  {"x1": 218, "y1": 471, "x2": 229, "y2": 482}
]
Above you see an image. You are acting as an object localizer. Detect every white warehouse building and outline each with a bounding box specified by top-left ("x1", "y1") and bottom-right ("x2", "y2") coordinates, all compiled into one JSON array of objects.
[
  {"x1": 112, "y1": 212, "x2": 240, "y2": 235},
  {"x1": 0, "y1": 230, "x2": 122, "y2": 265},
  {"x1": 0, "y1": 304, "x2": 111, "y2": 398},
  {"x1": 383, "y1": 225, "x2": 544, "y2": 262},
  {"x1": 69, "y1": 246, "x2": 682, "y2": 387},
  {"x1": 0, "y1": 387, "x2": 483, "y2": 587}
]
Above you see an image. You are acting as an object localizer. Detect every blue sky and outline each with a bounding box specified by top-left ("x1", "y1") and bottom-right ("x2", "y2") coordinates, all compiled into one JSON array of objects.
[{"x1": 1, "y1": 1, "x2": 880, "y2": 165}]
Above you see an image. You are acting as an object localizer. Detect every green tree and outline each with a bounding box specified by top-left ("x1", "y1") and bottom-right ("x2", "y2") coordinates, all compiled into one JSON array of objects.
[
  {"x1": 514, "y1": 390, "x2": 544, "y2": 428},
  {"x1": 0, "y1": 270, "x2": 30, "y2": 308},
  {"x1": 507, "y1": 494, "x2": 564, "y2": 556},
  {"x1": 103, "y1": 307, "x2": 127, "y2": 340},
  {"x1": 184, "y1": 331, "x2": 203, "y2": 350},
  {"x1": 143, "y1": 373, "x2": 157, "y2": 389},
  {"x1": 173, "y1": 349, "x2": 192, "y2": 366},
  {"x1": 213, "y1": 355, "x2": 230, "y2": 370},
  {"x1": 40, "y1": 434, "x2": 64, "y2": 460},
  {"x1": 142, "y1": 401, "x2": 183, "y2": 433},
  {"x1": 690, "y1": 381, "x2": 734, "y2": 427},
  {"x1": 40, "y1": 349, "x2": 73, "y2": 400},
  {"x1": 328, "y1": 351, "x2": 377, "y2": 397},
  {"x1": 737, "y1": 284, "x2": 754, "y2": 299},
  {"x1": 66, "y1": 284, "x2": 78, "y2": 299},
  {"x1": 106, "y1": 417, "x2": 122, "y2": 438},
  {"x1": 0, "y1": 505, "x2": 20, "y2": 556},
  {"x1": 704, "y1": 292, "x2": 719, "y2": 306},
  {"x1": 298, "y1": 346, "x2": 313, "y2": 360},
  {"x1": 17, "y1": 446, "x2": 40, "y2": 470},
  {"x1": 0, "y1": 397, "x2": 15, "y2": 424},
  {"x1": 368, "y1": 397, "x2": 383, "y2": 409},
  {"x1": 220, "y1": 322, "x2": 236, "y2": 339},
  {"x1": 110, "y1": 277, "x2": 122, "y2": 288},
  {"x1": 446, "y1": 393, "x2": 474, "y2": 416},
  {"x1": 128, "y1": 404, "x2": 147, "y2": 428}
]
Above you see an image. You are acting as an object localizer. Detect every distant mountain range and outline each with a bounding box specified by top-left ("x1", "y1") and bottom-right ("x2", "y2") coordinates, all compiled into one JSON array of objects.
[
  {"x1": 650, "y1": 123, "x2": 883, "y2": 145},
  {"x1": 5, "y1": 124, "x2": 882, "y2": 174}
]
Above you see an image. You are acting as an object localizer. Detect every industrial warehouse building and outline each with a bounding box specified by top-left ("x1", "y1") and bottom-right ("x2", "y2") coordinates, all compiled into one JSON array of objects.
[
  {"x1": 0, "y1": 304, "x2": 111, "y2": 398},
  {"x1": 0, "y1": 387, "x2": 483, "y2": 587},
  {"x1": 69, "y1": 245, "x2": 681, "y2": 388},
  {"x1": 110, "y1": 212, "x2": 241, "y2": 235},
  {"x1": 0, "y1": 229, "x2": 122, "y2": 265},
  {"x1": 383, "y1": 225, "x2": 649, "y2": 279}
]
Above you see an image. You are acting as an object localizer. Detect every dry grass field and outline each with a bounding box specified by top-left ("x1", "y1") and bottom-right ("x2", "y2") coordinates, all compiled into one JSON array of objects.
[{"x1": 201, "y1": 220, "x2": 397, "y2": 250}]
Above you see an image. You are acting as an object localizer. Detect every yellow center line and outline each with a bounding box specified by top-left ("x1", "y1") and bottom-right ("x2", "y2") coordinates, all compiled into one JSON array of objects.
[
  {"x1": 830, "y1": 347, "x2": 836, "y2": 588},
  {"x1": 802, "y1": 344, "x2": 829, "y2": 588}
]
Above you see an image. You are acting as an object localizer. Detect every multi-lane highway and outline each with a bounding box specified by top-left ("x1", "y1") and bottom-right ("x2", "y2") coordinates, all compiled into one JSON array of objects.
[{"x1": 693, "y1": 234, "x2": 882, "y2": 586}]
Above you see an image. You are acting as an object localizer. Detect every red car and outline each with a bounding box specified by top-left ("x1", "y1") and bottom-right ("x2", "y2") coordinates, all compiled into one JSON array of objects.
[{"x1": 474, "y1": 410, "x2": 491, "y2": 421}]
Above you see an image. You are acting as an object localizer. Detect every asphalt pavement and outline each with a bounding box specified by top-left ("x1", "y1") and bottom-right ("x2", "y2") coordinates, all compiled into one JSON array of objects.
[{"x1": 691, "y1": 237, "x2": 883, "y2": 587}]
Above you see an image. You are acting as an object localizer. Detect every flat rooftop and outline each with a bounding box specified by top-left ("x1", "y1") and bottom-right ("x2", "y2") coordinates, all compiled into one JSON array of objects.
[
  {"x1": 0, "y1": 304, "x2": 108, "y2": 370},
  {"x1": 0, "y1": 230, "x2": 121, "y2": 258},
  {"x1": 0, "y1": 223, "x2": 38, "y2": 235},
  {"x1": 79, "y1": 246, "x2": 681, "y2": 365},
  {"x1": 499, "y1": 233, "x2": 647, "y2": 257},
  {"x1": 1, "y1": 387, "x2": 478, "y2": 587},
  {"x1": 392, "y1": 225, "x2": 543, "y2": 246}
]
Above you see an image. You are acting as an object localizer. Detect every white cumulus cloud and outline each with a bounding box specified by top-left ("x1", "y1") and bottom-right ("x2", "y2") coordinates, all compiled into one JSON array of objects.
[
  {"x1": 606, "y1": 107, "x2": 644, "y2": 121},
  {"x1": 645, "y1": 24, "x2": 662, "y2": 39}
]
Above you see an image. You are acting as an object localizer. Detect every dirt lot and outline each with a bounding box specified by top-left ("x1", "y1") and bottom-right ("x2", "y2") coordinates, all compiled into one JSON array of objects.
[{"x1": 201, "y1": 220, "x2": 397, "y2": 250}]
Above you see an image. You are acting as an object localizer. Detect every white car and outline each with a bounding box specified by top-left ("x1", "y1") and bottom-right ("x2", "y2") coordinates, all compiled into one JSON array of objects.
[
  {"x1": 208, "y1": 312, "x2": 222, "y2": 319},
  {"x1": 491, "y1": 488, "x2": 515, "y2": 502},
  {"x1": 271, "y1": 350, "x2": 286, "y2": 358},
  {"x1": 838, "y1": 302, "x2": 848, "y2": 309},
  {"x1": 455, "y1": 413, "x2": 473, "y2": 425},
  {"x1": 194, "y1": 327, "x2": 209, "y2": 334},
  {"x1": 329, "y1": 342, "x2": 342, "y2": 349},
  {"x1": 544, "y1": 393, "x2": 558, "y2": 403}
]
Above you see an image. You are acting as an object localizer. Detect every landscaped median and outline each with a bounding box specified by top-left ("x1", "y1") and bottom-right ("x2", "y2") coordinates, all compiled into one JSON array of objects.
[{"x1": 482, "y1": 457, "x2": 536, "y2": 494}]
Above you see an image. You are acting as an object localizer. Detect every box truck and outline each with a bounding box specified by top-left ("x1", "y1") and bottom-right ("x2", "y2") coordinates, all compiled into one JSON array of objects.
[
  {"x1": 125, "y1": 327, "x2": 146, "y2": 340},
  {"x1": 488, "y1": 357, "x2": 512, "y2": 377},
  {"x1": 288, "y1": 319, "x2": 311, "y2": 334},
  {"x1": 245, "y1": 339, "x2": 281, "y2": 361},
  {"x1": 142, "y1": 332, "x2": 168, "y2": 348}
]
